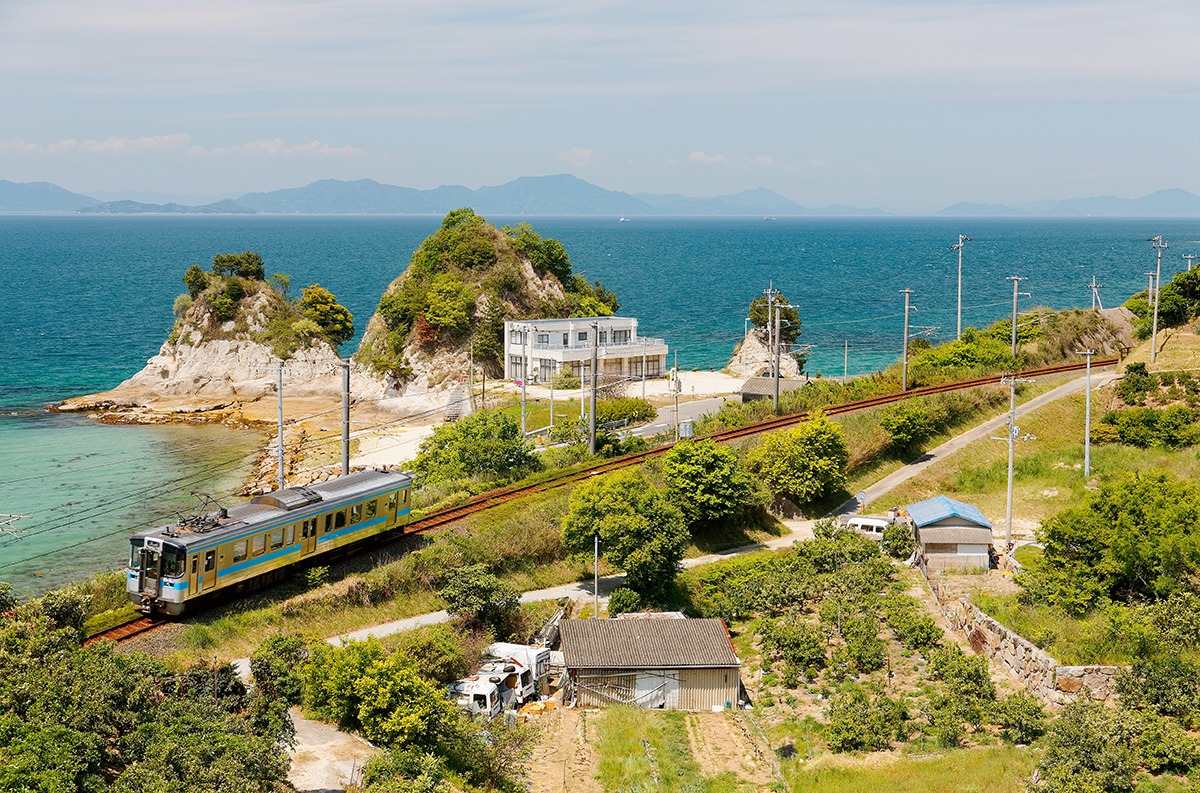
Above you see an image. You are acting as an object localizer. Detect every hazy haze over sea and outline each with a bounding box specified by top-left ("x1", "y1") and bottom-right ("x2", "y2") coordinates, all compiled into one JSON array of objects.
[{"x1": 1, "y1": 214, "x2": 1197, "y2": 595}]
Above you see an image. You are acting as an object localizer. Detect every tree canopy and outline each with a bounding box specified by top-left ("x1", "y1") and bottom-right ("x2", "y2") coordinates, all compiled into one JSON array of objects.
[
  {"x1": 749, "y1": 291, "x2": 801, "y2": 345},
  {"x1": 413, "y1": 411, "x2": 541, "y2": 485},
  {"x1": 211, "y1": 250, "x2": 265, "y2": 280},
  {"x1": 745, "y1": 411, "x2": 849, "y2": 505},
  {"x1": 661, "y1": 439, "x2": 752, "y2": 525},
  {"x1": 561, "y1": 469, "x2": 687, "y2": 602},
  {"x1": 298, "y1": 283, "x2": 355, "y2": 347}
]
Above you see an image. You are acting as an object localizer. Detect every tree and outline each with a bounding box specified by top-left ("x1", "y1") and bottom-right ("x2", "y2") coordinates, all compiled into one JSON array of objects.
[
  {"x1": 879, "y1": 401, "x2": 933, "y2": 449},
  {"x1": 748, "y1": 291, "x2": 801, "y2": 344},
  {"x1": 183, "y1": 263, "x2": 208, "y2": 297},
  {"x1": 421, "y1": 273, "x2": 474, "y2": 335},
  {"x1": 991, "y1": 691, "x2": 1046, "y2": 744},
  {"x1": 562, "y1": 469, "x2": 688, "y2": 602},
  {"x1": 827, "y1": 687, "x2": 905, "y2": 752},
  {"x1": 661, "y1": 439, "x2": 752, "y2": 525},
  {"x1": 212, "y1": 250, "x2": 265, "y2": 280},
  {"x1": 268, "y1": 272, "x2": 291, "y2": 297},
  {"x1": 250, "y1": 633, "x2": 308, "y2": 705},
  {"x1": 413, "y1": 411, "x2": 541, "y2": 485},
  {"x1": 437, "y1": 564, "x2": 520, "y2": 637},
  {"x1": 353, "y1": 654, "x2": 457, "y2": 748},
  {"x1": 880, "y1": 523, "x2": 915, "y2": 559},
  {"x1": 298, "y1": 283, "x2": 354, "y2": 347},
  {"x1": 744, "y1": 411, "x2": 849, "y2": 505}
]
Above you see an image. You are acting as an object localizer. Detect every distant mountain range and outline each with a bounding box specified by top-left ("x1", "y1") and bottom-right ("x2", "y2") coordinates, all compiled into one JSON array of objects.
[
  {"x1": 2, "y1": 176, "x2": 1199, "y2": 217},
  {"x1": 937, "y1": 188, "x2": 1200, "y2": 218}
]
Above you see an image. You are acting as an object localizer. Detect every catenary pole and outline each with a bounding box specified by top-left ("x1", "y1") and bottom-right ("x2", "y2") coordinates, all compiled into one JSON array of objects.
[
  {"x1": 1184, "y1": 254, "x2": 1198, "y2": 272},
  {"x1": 589, "y1": 322, "x2": 598, "y2": 455},
  {"x1": 843, "y1": 340, "x2": 849, "y2": 383},
  {"x1": 951, "y1": 235, "x2": 971, "y2": 339},
  {"x1": 341, "y1": 360, "x2": 350, "y2": 476},
  {"x1": 773, "y1": 303, "x2": 782, "y2": 415},
  {"x1": 277, "y1": 367, "x2": 284, "y2": 489},
  {"x1": 593, "y1": 534, "x2": 599, "y2": 619},
  {"x1": 641, "y1": 337, "x2": 647, "y2": 401},
  {"x1": 1149, "y1": 236, "x2": 1168, "y2": 363},
  {"x1": 1078, "y1": 349, "x2": 1095, "y2": 477},
  {"x1": 900, "y1": 289, "x2": 914, "y2": 391},
  {"x1": 1007, "y1": 275, "x2": 1027, "y2": 357}
]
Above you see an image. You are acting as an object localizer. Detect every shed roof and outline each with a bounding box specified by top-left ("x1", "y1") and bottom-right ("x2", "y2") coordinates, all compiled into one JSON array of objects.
[
  {"x1": 739, "y1": 377, "x2": 808, "y2": 398},
  {"x1": 906, "y1": 496, "x2": 992, "y2": 530},
  {"x1": 560, "y1": 618, "x2": 740, "y2": 669},
  {"x1": 917, "y1": 526, "x2": 995, "y2": 546}
]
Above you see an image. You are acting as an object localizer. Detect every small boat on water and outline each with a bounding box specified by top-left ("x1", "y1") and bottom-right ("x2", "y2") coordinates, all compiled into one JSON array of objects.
[{"x1": 618, "y1": 216, "x2": 630, "y2": 222}]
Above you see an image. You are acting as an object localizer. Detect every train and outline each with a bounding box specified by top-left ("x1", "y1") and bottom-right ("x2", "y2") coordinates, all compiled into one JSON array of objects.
[{"x1": 127, "y1": 469, "x2": 413, "y2": 616}]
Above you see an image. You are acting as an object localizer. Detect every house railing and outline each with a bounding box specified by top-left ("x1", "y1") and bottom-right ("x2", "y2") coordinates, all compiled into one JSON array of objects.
[{"x1": 529, "y1": 337, "x2": 667, "y2": 353}]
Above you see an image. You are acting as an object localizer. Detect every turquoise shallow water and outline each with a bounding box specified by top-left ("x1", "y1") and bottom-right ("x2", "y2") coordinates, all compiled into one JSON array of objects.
[{"x1": 0, "y1": 214, "x2": 1196, "y2": 595}]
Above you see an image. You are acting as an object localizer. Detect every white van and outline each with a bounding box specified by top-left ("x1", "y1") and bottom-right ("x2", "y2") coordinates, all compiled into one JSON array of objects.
[{"x1": 843, "y1": 515, "x2": 891, "y2": 540}]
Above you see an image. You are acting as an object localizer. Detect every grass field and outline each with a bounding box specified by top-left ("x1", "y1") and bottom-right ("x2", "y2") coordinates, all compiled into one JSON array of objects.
[{"x1": 782, "y1": 746, "x2": 1036, "y2": 793}]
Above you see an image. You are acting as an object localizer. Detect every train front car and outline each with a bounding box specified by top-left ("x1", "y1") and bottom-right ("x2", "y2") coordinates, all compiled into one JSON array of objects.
[{"x1": 127, "y1": 534, "x2": 189, "y2": 616}]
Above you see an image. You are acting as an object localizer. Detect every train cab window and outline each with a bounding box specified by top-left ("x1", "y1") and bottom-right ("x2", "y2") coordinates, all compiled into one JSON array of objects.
[
  {"x1": 324, "y1": 514, "x2": 333, "y2": 534},
  {"x1": 232, "y1": 540, "x2": 248, "y2": 563},
  {"x1": 204, "y1": 551, "x2": 216, "y2": 572},
  {"x1": 350, "y1": 504, "x2": 362, "y2": 524},
  {"x1": 191, "y1": 557, "x2": 198, "y2": 575},
  {"x1": 335, "y1": 510, "x2": 347, "y2": 530},
  {"x1": 142, "y1": 549, "x2": 161, "y2": 580},
  {"x1": 270, "y1": 528, "x2": 285, "y2": 550},
  {"x1": 162, "y1": 546, "x2": 184, "y2": 578},
  {"x1": 366, "y1": 500, "x2": 377, "y2": 519},
  {"x1": 129, "y1": 539, "x2": 144, "y2": 568}
]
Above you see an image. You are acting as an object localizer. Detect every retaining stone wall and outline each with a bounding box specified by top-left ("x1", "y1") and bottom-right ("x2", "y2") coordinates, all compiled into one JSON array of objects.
[{"x1": 925, "y1": 577, "x2": 1119, "y2": 706}]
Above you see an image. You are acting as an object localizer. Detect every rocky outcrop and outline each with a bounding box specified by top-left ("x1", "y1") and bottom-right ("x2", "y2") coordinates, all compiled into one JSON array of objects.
[{"x1": 727, "y1": 328, "x2": 803, "y2": 380}]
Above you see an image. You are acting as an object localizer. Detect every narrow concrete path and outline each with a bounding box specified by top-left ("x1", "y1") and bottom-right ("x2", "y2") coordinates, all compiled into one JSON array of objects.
[{"x1": 831, "y1": 369, "x2": 1117, "y2": 516}]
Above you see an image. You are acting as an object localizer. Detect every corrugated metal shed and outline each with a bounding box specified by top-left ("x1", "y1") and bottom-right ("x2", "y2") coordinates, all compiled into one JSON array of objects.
[
  {"x1": 739, "y1": 376, "x2": 808, "y2": 400},
  {"x1": 906, "y1": 496, "x2": 991, "y2": 529},
  {"x1": 561, "y1": 618, "x2": 739, "y2": 669}
]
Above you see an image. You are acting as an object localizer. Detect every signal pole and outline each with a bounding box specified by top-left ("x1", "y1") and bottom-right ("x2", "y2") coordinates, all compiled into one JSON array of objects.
[
  {"x1": 1087, "y1": 276, "x2": 1104, "y2": 311},
  {"x1": 950, "y1": 235, "x2": 971, "y2": 340},
  {"x1": 1184, "y1": 254, "x2": 1198, "y2": 272},
  {"x1": 1007, "y1": 275, "x2": 1027, "y2": 357},
  {"x1": 900, "y1": 288, "x2": 914, "y2": 391},
  {"x1": 1149, "y1": 236, "x2": 1168, "y2": 363},
  {"x1": 1077, "y1": 349, "x2": 1095, "y2": 478},
  {"x1": 993, "y1": 375, "x2": 1036, "y2": 550}
]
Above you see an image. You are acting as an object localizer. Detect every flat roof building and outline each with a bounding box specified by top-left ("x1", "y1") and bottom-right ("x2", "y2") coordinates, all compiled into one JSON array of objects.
[{"x1": 503, "y1": 317, "x2": 667, "y2": 386}]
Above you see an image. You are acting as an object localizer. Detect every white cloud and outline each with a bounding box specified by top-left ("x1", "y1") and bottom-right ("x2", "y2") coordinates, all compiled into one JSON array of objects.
[
  {"x1": 558, "y1": 147, "x2": 594, "y2": 167},
  {"x1": 688, "y1": 150, "x2": 727, "y2": 165},
  {"x1": 206, "y1": 139, "x2": 365, "y2": 158},
  {"x1": 1, "y1": 133, "x2": 191, "y2": 155},
  {"x1": 749, "y1": 155, "x2": 775, "y2": 167}
]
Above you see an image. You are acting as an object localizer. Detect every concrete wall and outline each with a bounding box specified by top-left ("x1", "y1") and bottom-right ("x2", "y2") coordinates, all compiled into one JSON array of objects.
[{"x1": 924, "y1": 576, "x2": 1120, "y2": 706}]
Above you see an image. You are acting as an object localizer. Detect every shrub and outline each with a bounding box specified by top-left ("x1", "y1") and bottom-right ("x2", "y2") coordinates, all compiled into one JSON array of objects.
[
  {"x1": 173, "y1": 293, "x2": 193, "y2": 318},
  {"x1": 210, "y1": 294, "x2": 236, "y2": 322},
  {"x1": 551, "y1": 371, "x2": 581, "y2": 390},
  {"x1": 606, "y1": 587, "x2": 642, "y2": 615},
  {"x1": 760, "y1": 616, "x2": 826, "y2": 681},
  {"x1": 353, "y1": 654, "x2": 458, "y2": 748},
  {"x1": 422, "y1": 273, "x2": 475, "y2": 336},
  {"x1": 744, "y1": 411, "x2": 849, "y2": 505},
  {"x1": 183, "y1": 263, "x2": 208, "y2": 297},
  {"x1": 413, "y1": 411, "x2": 541, "y2": 485},
  {"x1": 842, "y1": 616, "x2": 886, "y2": 672},
  {"x1": 596, "y1": 397, "x2": 655, "y2": 425},
  {"x1": 1116, "y1": 361, "x2": 1159, "y2": 405},
  {"x1": 661, "y1": 439, "x2": 752, "y2": 525},
  {"x1": 437, "y1": 564, "x2": 520, "y2": 639},
  {"x1": 927, "y1": 646, "x2": 995, "y2": 703},
  {"x1": 390, "y1": 626, "x2": 471, "y2": 685},
  {"x1": 298, "y1": 284, "x2": 354, "y2": 347},
  {"x1": 224, "y1": 278, "x2": 246, "y2": 303},
  {"x1": 883, "y1": 595, "x2": 943, "y2": 653},
  {"x1": 880, "y1": 524, "x2": 915, "y2": 559},
  {"x1": 990, "y1": 691, "x2": 1046, "y2": 744},
  {"x1": 879, "y1": 401, "x2": 933, "y2": 449},
  {"x1": 302, "y1": 639, "x2": 387, "y2": 728},
  {"x1": 827, "y1": 687, "x2": 905, "y2": 752},
  {"x1": 212, "y1": 250, "x2": 265, "y2": 280},
  {"x1": 250, "y1": 634, "x2": 308, "y2": 705}
]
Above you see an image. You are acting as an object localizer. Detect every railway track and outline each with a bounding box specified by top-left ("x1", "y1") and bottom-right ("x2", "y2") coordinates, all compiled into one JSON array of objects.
[
  {"x1": 83, "y1": 616, "x2": 164, "y2": 647},
  {"x1": 91, "y1": 357, "x2": 1115, "y2": 645}
]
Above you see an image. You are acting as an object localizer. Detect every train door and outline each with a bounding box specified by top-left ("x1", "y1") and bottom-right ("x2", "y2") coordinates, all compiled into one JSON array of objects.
[
  {"x1": 302, "y1": 519, "x2": 318, "y2": 556},
  {"x1": 201, "y1": 549, "x2": 217, "y2": 590},
  {"x1": 188, "y1": 554, "x2": 200, "y2": 594}
]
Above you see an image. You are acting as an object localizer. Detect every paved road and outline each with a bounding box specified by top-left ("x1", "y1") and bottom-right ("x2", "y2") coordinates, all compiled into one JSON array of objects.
[
  {"x1": 830, "y1": 369, "x2": 1117, "y2": 517},
  {"x1": 632, "y1": 395, "x2": 734, "y2": 438}
]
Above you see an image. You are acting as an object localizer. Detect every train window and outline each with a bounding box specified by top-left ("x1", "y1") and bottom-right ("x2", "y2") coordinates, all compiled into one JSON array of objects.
[
  {"x1": 366, "y1": 500, "x2": 377, "y2": 519},
  {"x1": 403, "y1": 489, "x2": 409, "y2": 504},
  {"x1": 252, "y1": 534, "x2": 266, "y2": 556},
  {"x1": 191, "y1": 557, "x2": 198, "y2": 575},
  {"x1": 270, "y1": 528, "x2": 285, "y2": 550},
  {"x1": 143, "y1": 550, "x2": 160, "y2": 579},
  {"x1": 205, "y1": 551, "x2": 215, "y2": 571},
  {"x1": 129, "y1": 539, "x2": 144, "y2": 568},
  {"x1": 163, "y1": 546, "x2": 184, "y2": 578},
  {"x1": 287, "y1": 525, "x2": 296, "y2": 545},
  {"x1": 324, "y1": 514, "x2": 333, "y2": 534},
  {"x1": 350, "y1": 504, "x2": 362, "y2": 524},
  {"x1": 232, "y1": 540, "x2": 248, "y2": 563},
  {"x1": 335, "y1": 510, "x2": 347, "y2": 530}
]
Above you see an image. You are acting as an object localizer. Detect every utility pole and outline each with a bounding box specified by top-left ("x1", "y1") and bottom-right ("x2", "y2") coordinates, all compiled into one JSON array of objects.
[
  {"x1": 468, "y1": 345, "x2": 476, "y2": 412},
  {"x1": 1077, "y1": 349, "x2": 1095, "y2": 478},
  {"x1": 673, "y1": 350, "x2": 681, "y2": 440},
  {"x1": 1007, "y1": 275, "x2": 1027, "y2": 357},
  {"x1": 1184, "y1": 254, "x2": 1198, "y2": 272},
  {"x1": 741, "y1": 317, "x2": 750, "y2": 378},
  {"x1": 588, "y1": 321, "x2": 598, "y2": 455},
  {"x1": 993, "y1": 376, "x2": 1036, "y2": 550},
  {"x1": 1149, "y1": 235, "x2": 1168, "y2": 363},
  {"x1": 900, "y1": 288, "x2": 914, "y2": 391},
  {"x1": 843, "y1": 340, "x2": 849, "y2": 383},
  {"x1": 762, "y1": 283, "x2": 780, "y2": 376},
  {"x1": 250, "y1": 363, "x2": 286, "y2": 490},
  {"x1": 950, "y1": 235, "x2": 971, "y2": 340},
  {"x1": 520, "y1": 324, "x2": 531, "y2": 436},
  {"x1": 773, "y1": 303, "x2": 782, "y2": 415},
  {"x1": 340, "y1": 360, "x2": 350, "y2": 476},
  {"x1": 1087, "y1": 276, "x2": 1104, "y2": 311},
  {"x1": 593, "y1": 534, "x2": 600, "y2": 620},
  {"x1": 641, "y1": 337, "x2": 647, "y2": 401}
]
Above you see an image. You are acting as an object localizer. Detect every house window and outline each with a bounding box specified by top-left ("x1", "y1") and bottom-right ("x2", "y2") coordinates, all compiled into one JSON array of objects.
[
  {"x1": 577, "y1": 331, "x2": 588, "y2": 342},
  {"x1": 509, "y1": 330, "x2": 524, "y2": 344},
  {"x1": 613, "y1": 329, "x2": 630, "y2": 344},
  {"x1": 646, "y1": 359, "x2": 662, "y2": 377},
  {"x1": 510, "y1": 355, "x2": 525, "y2": 378},
  {"x1": 599, "y1": 331, "x2": 608, "y2": 344},
  {"x1": 562, "y1": 333, "x2": 569, "y2": 346},
  {"x1": 537, "y1": 333, "x2": 549, "y2": 345}
]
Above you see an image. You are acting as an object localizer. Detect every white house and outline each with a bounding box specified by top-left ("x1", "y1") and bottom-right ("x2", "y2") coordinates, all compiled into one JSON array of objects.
[{"x1": 502, "y1": 317, "x2": 668, "y2": 385}]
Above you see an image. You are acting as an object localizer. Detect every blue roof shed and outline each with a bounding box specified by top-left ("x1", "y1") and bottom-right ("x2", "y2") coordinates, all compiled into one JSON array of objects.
[{"x1": 905, "y1": 496, "x2": 992, "y2": 530}]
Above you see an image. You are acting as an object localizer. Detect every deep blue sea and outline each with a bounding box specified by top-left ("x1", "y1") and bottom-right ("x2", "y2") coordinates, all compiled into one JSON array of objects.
[{"x1": 1, "y1": 214, "x2": 1197, "y2": 595}]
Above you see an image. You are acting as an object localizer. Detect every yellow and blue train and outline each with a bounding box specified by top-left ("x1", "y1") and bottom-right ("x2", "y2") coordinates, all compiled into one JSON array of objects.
[{"x1": 127, "y1": 469, "x2": 413, "y2": 615}]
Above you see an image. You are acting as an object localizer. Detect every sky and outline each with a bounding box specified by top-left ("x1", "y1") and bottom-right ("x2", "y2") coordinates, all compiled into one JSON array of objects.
[{"x1": 1, "y1": 0, "x2": 1198, "y2": 213}]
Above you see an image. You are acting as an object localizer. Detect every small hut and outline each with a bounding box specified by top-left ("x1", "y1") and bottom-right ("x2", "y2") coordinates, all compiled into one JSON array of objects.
[{"x1": 906, "y1": 495, "x2": 993, "y2": 572}]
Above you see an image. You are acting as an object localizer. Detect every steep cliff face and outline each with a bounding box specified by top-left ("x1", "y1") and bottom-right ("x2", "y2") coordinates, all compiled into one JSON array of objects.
[
  {"x1": 353, "y1": 209, "x2": 619, "y2": 393},
  {"x1": 728, "y1": 328, "x2": 804, "y2": 379},
  {"x1": 58, "y1": 264, "x2": 387, "y2": 417}
]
